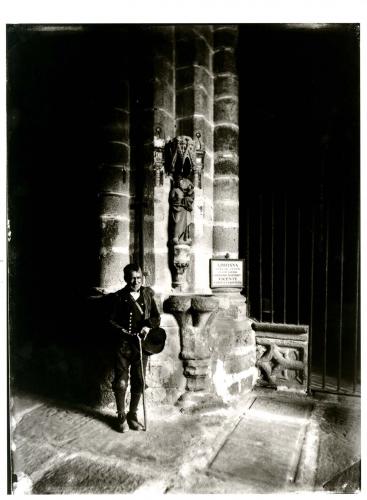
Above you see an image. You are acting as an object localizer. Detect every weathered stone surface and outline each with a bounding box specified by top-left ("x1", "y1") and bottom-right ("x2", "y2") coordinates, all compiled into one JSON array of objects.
[
  {"x1": 184, "y1": 359, "x2": 210, "y2": 377},
  {"x1": 153, "y1": 80, "x2": 174, "y2": 115},
  {"x1": 176, "y1": 116, "x2": 214, "y2": 147},
  {"x1": 210, "y1": 397, "x2": 312, "y2": 492},
  {"x1": 32, "y1": 457, "x2": 146, "y2": 494},
  {"x1": 214, "y1": 124, "x2": 239, "y2": 151},
  {"x1": 176, "y1": 87, "x2": 195, "y2": 118},
  {"x1": 11, "y1": 390, "x2": 359, "y2": 494},
  {"x1": 13, "y1": 437, "x2": 56, "y2": 478},
  {"x1": 214, "y1": 26, "x2": 238, "y2": 50},
  {"x1": 141, "y1": 251, "x2": 156, "y2": 287},
  {"x1": 191, "y1": 295, "x2": 218, "y2": 312},
  {"x1": 214, "y1": 96, "x2": 239, "y2": 124},
  {"x1": 143, "y1": 252, "x2": 171, "y2": 290},
  {"x1": 213, "y1": 227, "x2": 238, "y2": 253},
  {"x1": 176, "y1": 86, "x2": 211, "y2": 119},
  {"x1": 315, "y1": 402, "x2": 361, "y2": 491},
  {"x1": 214, "y1": 203, "x2": 239, "y2": 224},
  {"x1": 213, "y1": 176, "x2": 239, "y2": 200},
  {"x1": 153, "y1": 55, "x2": 174, "y2": 84},
  {"x1": 164, "y1": 295, "x2": 192, "y2": 313},
  {"x1": 100, "y1": 218, "x2": 129, "y2": 249},
  {"x1": 176, "y1": 36, "x2": 211, "y2": 70},
  {"x1": 141, "y1": 109, "x2": 175, "y2": 142},
  {"x1": 176, "y1": 66, "x2": 213, "y2": 94},
  {"x1": 254, "y1": 322, "x2": 309, "y2": 334},
  {"x1": 224, "y1": 353, "x2": 256, "y2": 374},
  {"x1": 98, "y1": 165, "x2": 128, "y2": 194},
  {"x1": 98, "y1": 193, "x2": 129, "y2": 216},
  {"x1": 228, "y1": 373, "x2": 254, "y2": 395},
  {"x1": 214, "y1": 49, "x2": 237, "y2": 75},
  {"x1": 98, "y1": 141, "x2": 129, "y2": 165},
  {"x1": 99, "y1": 253, "x2": 127, "y2": 289},
  {"x1": 256, "y1": 325, "x2": 309, "y2": 392},
  {"x1": 215, "y1": 74, "x2": 238, "y2": 98},
  {"x1": 214, "y1": 152, "x2": 239, "y2": 175}
]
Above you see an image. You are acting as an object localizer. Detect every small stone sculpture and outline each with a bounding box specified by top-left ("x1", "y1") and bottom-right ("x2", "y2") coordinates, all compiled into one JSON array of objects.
[{"x1": 169, "y1": 176, "x2": 195, "y2": 245}]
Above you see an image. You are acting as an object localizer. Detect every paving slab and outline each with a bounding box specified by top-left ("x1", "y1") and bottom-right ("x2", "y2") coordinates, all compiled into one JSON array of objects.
[
  {"x1": 11, "y1": 394, "x2": 254, "y2": 494},
  {"x1": 314, "y1": 400, "x2": 361, "y2": 492},
  {"x1": 10, "y1": 388, "x2": 361, "y2": 494},
  {"x1": 32, "y1": 455, "x2": 146, "y2": 494},
  {"x1": 208, "y1": 397, "x2": 313, "y2": 493}
]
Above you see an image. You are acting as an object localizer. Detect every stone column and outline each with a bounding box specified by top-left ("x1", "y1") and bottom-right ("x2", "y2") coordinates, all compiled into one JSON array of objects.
[
  {"x1": 176, "y1": 26, "x2": 214, "y2": 292},
  {"x1": 210, "y1": 26, "x2": 258, "y2": 395},
  {"x1": 97, "y1": 77, "x2": 130, "y2": 291},
  {"x1": 140, "y1": 27, "x2": 175, "y2": 292},
  {"x1": 213, "y1": 25, "x2": 239, "y2": 260}
]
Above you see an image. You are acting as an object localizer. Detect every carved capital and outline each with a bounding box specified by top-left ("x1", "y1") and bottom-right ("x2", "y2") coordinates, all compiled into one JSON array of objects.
[{"x1": 164, "y1": 294, "x2": 219, "y2": 408}]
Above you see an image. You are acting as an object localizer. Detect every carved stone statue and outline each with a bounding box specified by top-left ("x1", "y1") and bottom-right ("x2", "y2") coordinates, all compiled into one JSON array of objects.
[{"x1": 169, "y1": 176, "x2": 195, "y2": 245}]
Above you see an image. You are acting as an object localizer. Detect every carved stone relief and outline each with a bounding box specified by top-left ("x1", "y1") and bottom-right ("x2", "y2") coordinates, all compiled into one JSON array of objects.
[{"x1": 253, "y1": 322, "x2": 309, "y2": 392}]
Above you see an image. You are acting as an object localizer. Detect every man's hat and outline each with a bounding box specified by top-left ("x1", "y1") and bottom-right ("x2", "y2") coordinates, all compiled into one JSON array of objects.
[{"x1": 142, "y1": 327, "x2": 166, "y2": 355}]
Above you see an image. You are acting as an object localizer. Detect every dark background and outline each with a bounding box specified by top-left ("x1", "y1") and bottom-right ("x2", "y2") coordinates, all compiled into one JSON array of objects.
[{"x1": 7, "y1": 24, "x2": 360, "y2": 400}]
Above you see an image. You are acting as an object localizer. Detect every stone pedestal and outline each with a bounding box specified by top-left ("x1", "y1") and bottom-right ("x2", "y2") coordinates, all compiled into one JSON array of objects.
[
  {"x1": 172, "y1": 243, "x2": 191, "y2": 291},
  {"x1": 210, "y1": 290, "x2": 257, "y2": 399},
  {"x1": 164, "y1": 294, "x2": 219, "y2": 410}
]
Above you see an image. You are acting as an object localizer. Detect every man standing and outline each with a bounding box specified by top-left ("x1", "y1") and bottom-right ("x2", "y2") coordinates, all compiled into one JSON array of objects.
[{"x1": 106, "y1": 264, "x2": 161, "y2": 433}]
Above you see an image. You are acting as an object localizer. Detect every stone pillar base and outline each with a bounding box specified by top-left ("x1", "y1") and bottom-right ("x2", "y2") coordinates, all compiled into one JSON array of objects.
[{"x1": 175, "y1": 391, "x2": 227, "y2": 412}]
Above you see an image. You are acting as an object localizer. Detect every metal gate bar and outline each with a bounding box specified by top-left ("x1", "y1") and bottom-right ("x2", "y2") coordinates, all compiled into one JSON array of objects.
[
  {"x1": 322, "y1": 204, "x2": 329, "y2": 390},
  {"x1": 353, "y1": 238, "x2": 359, "y2": 393},
  {"x1": 271, "y1": 194, "x2": 274, "y2": 323},
  {"x1": 246, "y1": 207, "x2": 250, "y2": 313},
  {"x1": 259, "y1": 194, "x2": 263, "y2": 322},
  {"x1": 297, "y1": 206, "x2": 301, "y2": 325},
  {"x1": 307, "y1": 208, "x2": 315, "y2": 395},
  {"x1": 283, "y1": 197, "x2": 287, "y2": 323},
  {"x1": 337, "y1": 199, "x2": 345, "y2": 391}
]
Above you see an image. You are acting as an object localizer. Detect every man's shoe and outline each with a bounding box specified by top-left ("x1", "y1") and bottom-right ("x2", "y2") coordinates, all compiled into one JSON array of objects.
[
  {"x1": 126, "y1": 411, "x2": 144, "y2": 431},
  {"x1": 116, "y1": 413, "x2": 129, "y2": 433}
]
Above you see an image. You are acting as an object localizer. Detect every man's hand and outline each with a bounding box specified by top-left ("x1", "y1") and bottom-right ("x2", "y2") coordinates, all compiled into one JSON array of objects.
[{"x1": 139, "y1": 327, "x2": 150, "y2": 340}]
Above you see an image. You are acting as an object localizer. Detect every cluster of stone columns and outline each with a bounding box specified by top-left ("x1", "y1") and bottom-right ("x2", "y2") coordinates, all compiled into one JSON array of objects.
[
  {"x1": 96, "y1": 26, "x2": 240, "y2": 292},
  {"x1": 140, "y1": 26, "x2": 175, "y2": 292},
  {"x1": 175, "y1": 26, "x2": 214, "y2": 292}
]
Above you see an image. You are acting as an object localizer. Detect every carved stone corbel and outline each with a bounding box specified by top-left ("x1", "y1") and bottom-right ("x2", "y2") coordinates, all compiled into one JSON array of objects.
[{"x1": 164, "y1": 294, "x2": 219, "y2": 410}]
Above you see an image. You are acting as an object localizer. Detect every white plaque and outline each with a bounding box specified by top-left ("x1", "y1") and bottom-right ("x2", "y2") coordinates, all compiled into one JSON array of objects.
[{"x1": 210, "y1": 259, "x2": 245, "y2": 288}]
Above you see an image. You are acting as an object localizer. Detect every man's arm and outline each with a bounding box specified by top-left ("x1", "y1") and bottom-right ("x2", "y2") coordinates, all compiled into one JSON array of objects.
[{"x1": 103, "y1": 293, "x2": 126, "y2": 334}]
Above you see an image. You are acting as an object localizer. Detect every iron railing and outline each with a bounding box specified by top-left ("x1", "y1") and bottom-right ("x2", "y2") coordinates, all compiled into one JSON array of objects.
[{"x1": 242, "y1": 192, "x2": 360, "y2": 396}]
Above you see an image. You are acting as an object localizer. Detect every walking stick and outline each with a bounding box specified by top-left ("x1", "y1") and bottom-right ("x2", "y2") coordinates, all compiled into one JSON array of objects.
[{"x1": 138, "y1": 335, "x2": 147, "y2": 431}]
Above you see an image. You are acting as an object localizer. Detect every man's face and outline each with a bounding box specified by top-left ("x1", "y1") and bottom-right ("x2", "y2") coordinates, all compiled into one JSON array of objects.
[{"x1": 127, "y1": 270, "x2": 142, "y2": 292}]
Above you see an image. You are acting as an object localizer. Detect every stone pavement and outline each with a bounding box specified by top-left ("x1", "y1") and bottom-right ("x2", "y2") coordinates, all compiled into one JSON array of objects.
[{"x1": 10, "y1": 388, "x2": 361, "y2": 494}]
